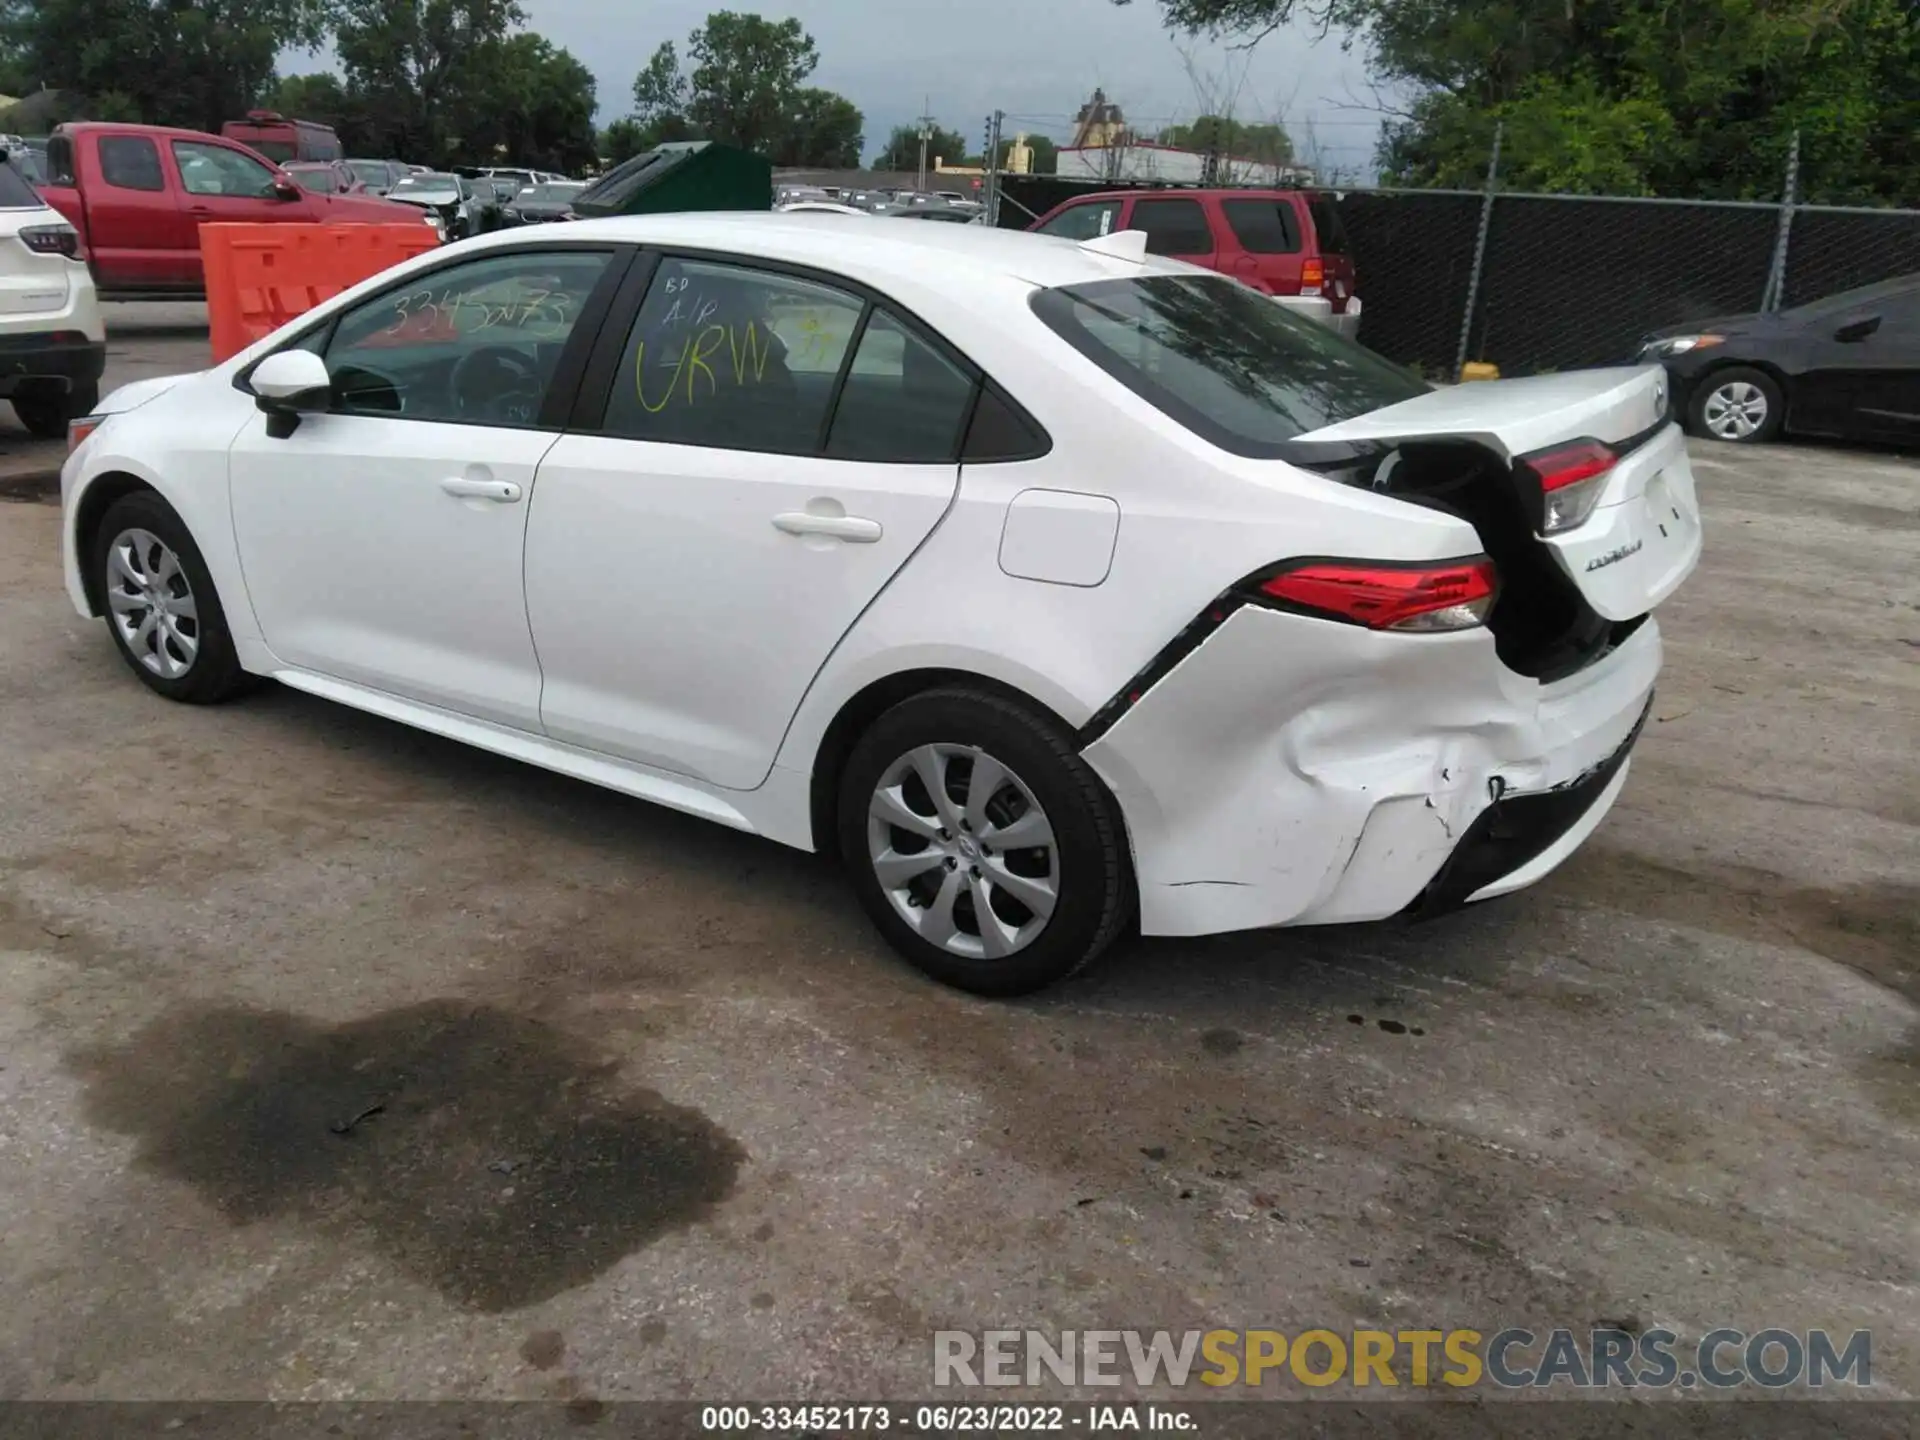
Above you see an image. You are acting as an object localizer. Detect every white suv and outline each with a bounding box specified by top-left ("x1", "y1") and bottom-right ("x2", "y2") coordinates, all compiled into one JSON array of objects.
[{"x1": 0, "y1": 151, "x2": 104, "y2": 438}]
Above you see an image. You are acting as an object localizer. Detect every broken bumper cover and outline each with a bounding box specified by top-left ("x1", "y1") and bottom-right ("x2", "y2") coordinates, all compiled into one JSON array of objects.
[
  {"x1": 1406, "y1": 696, "x2": 1650, "y2": 915},
  {"x1": 1081, "y1": 607, "x2": 1662, "y2": 937}
]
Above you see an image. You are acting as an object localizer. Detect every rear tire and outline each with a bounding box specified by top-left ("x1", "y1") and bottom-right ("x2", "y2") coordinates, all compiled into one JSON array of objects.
[
  {"x1": 92, "y1": 490, "x2": 251, "y2": 704},
  {"x1": 13, "y1": 379, "x2": 99, "y2": 440},
  {"x1": 838, "y1": 687, "x2": 1132, "y2": 997},
  {"x1": 1685, "y1": 366, "x2": 1783, "y2": 443}
]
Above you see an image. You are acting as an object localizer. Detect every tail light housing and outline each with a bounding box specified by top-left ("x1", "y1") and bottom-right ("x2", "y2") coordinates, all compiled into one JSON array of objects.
[
  {"x1": 68, "y1": 413, "x2": 106, "y2": 454},
  {"x1": 19, "y1": 222, "x2": 79, "y2": 259},
  {"x1": 1298, "y1": 257, "x2": 1325, "y2": 296},
  {"x1": 1520, "y1": 439, "x2": 1615, "y2": 533},
  {"x1": 1257, "y1": 557, "x2": 1498, "y2": 632}
]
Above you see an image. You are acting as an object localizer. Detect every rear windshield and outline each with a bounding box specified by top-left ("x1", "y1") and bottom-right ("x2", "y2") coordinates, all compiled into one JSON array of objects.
[
  {"x1": 0, "y1": 158, "x2": 40, "y2": 206},
  {"x1": 1030, "y1": 274, "x2": 1425, "y2": 455},
  {"x1": 248, "y1": 139, "x2": 297, "y2": 163},
  {"x1": 1306, "y1": 196, "x2": 1349, "y2": 253},
  {"x1": 348, "y1": 160, "x2": 392, "y2": 184}
]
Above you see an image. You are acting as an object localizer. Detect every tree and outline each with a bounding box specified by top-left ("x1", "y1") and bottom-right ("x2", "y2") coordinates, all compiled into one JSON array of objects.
[
  {"x1": 600, "y1": 118, "x2": 650, "y2": 165},
  {"x1": 778, "y1": 88, "x2": 863, "y2": 167},
  {"x1": 1122, "y1": 0, "x2": 1920, "y2": 202},
  {"x1": 873, "y1": 123, "x2": 969, "y2": 172},
  {"x1": 631, "y1": 41, "x2": 687, "y2": 125},
  {"x1": 333, "y1": 0, "x2": 527, "y2": 162},
  {"x1": 2, "y1": 0, "x2": 330, "y2": 133},
  {"x1": 624, "y1": 14, "x2": 863, "y2": 163},
  {"x1": 1158, "y1": 115, "x2": 1293, "y2": 170},
  {"x1": 471, "y1": 33, "x2": 599, "y2": 172}
]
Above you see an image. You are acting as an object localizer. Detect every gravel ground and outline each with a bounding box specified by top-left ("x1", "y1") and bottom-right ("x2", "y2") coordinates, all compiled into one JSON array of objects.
[{"x1": 0, "y1": 319, "x2": 1914, "y2": 1415}]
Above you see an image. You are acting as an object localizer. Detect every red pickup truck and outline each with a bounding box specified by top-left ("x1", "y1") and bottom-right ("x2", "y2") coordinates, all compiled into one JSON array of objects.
[{"x1": 37, "y1": 122, "x2": 437, "y2": 298}]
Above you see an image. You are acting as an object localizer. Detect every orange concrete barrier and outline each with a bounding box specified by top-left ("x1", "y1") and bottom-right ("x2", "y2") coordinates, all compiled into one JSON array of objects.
[{"x1": 202, "y1": 223, "x2": 443, "y2": 363}]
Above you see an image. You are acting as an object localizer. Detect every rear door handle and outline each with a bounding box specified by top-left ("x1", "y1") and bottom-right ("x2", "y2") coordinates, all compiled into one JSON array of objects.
[
  {"x1": 441, "y1": 477, "x2": 522, "y2": 502},
  {"x1": 773, "y1": 512, "x2": 882, "y2": 543}
]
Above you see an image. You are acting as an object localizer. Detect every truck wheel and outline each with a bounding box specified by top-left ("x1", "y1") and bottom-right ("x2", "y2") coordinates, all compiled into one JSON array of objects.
[{"x1": 13, "y1": 380, "x2": 99, "y2": 440}]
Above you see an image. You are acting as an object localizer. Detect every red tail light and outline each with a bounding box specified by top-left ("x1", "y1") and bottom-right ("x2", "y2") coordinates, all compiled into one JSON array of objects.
[
  {"x1": 19, "y1": 223, "x2": 79, "y2": 259},
  {"x1": 1259, "y1": 558, "x2": 1498, "y2": 632},
  {"x1": 1522, "y1": 439, "x2": 1615, "y2": 533},
  {"x1": 1299, "y1": 257, "x2": 1325, "y2": 295}
]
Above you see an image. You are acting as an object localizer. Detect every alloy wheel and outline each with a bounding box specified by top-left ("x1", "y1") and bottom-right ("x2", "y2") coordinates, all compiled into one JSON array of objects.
[
  {"x1": 866, "y1": 743, "x2": 1059, "y2": 960},
  {"x1": 105, "y1": 528, "x2": 199, "y2": 680},
  {"x1": 1703, "y1": 380, "x2": 1768, "y2": 440}
]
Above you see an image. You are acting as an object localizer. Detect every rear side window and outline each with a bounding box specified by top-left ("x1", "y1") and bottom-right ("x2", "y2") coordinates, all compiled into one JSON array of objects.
[
  {"x1": 1130, "y1": 198, "x2": 1212, "y2": 256},
  {"x1": 825, "y1": 310, "x2": 976, "y2": 463},
  {"x1": 1035, "y1": 201, "x2": 1121, "y2": 241},
  {"x1": 0, "y1": 160, "x2": 39, "y2": 207},
  {"x1": 1306, "y1": 196, "x2": 1349, "y2": 253},
  {"x1": 98, "y1": 136, "x2": 164, "y2": 192},
  {"x1": 1221, "y1": 198, "x2": 1301, "y2": 254},
  {"x1": 1030, "y1": 274, "x2": 1425, "y2": 456},
  {"x1": 45, "y1": 137, "x2": 76, "y2": 188}
]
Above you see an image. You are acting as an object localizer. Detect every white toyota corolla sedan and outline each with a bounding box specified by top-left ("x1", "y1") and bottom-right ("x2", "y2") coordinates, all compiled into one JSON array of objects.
[{"x1": 61, "y1": 214, "x2": 1701, "y2": 994}]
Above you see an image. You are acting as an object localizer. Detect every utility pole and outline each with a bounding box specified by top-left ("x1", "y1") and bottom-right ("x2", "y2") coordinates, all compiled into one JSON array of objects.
[
  {"x1": 985, "y1": 109, "x2": 1004, "y2": 225},
  {"x1": 915, "y1": 97, "x2": 933, "y2": 193}
]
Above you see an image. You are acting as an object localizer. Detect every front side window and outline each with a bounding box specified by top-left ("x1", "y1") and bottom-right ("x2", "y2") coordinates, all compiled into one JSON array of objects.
[
  {"x1": 98, "y1": 136, "x2": 164, "y2": 192},
  {"x1": 1035, "y1": 201, "x2": 1121, "y2": 241},
  {"x1": 1031, "y1": 274, "x2": 1426, "y2": 455},
  {"x1": 601, "y1": 257, "x2": 864, "y2": 454},
  {"x1": 172, "y1": 141, "x2": 277, "y2": 198},
  {"x1": 317, "y1": 250, "x2": 611, "y2": 425},
  {"x1": 1130, "y1": 198, "x2": 1212, "y2": 256}
]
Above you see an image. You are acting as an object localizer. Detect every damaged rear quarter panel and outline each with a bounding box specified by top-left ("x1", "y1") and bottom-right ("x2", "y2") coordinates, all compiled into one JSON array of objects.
[{"x1": 1082, "y1": 606, "x2": 1662, "y2": 936}]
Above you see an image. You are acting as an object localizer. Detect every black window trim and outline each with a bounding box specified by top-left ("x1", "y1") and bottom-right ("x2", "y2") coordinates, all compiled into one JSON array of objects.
[
  {"x1": 232, "y1": 240, "x2": 636, "y2": 435},
  {"x1": 569, "y1": 243, "x2": 1051, "y2": 465}
]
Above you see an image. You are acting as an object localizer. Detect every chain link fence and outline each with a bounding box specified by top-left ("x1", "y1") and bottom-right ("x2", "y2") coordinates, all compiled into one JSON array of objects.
[{"x1": 994, "y1": 171, "x2": 1920, "y2": 378}]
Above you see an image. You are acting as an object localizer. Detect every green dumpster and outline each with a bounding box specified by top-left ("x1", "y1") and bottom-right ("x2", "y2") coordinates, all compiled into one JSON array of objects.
[{"x1": 570, "y1": 141, "x2": 772, "y2": 218}]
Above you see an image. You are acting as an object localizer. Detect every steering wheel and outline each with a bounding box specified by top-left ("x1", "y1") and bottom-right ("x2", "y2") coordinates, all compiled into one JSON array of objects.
[{"x1": 449, "y1": 345, "x2": 544, "y2": 423}]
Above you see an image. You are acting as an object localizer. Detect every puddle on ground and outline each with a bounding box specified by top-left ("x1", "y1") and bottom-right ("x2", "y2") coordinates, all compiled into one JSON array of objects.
[{"x1": 67, "y1": 1000, "x2": 745, "y2": 1311}]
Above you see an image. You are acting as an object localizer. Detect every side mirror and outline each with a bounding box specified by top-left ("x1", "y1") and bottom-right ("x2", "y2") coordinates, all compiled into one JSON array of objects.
[
  {"x1": 272, "y1": 175, "x2": 300, "y2": 201},
  {"x1": 249, "y1": 349, "x2": 331, "y2": 437},
  {"x1": 1834, "y1": 314, "x2": 1880, "y2": 344}
]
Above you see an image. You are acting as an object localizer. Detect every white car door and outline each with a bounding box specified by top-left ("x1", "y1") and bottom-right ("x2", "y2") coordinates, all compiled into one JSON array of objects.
[
  {"x1": 228, "y1": 247, "x2": 619, "y2": 730},
  {"x1": 525, "y1": 255, "x2": 974, "y2": 789}
]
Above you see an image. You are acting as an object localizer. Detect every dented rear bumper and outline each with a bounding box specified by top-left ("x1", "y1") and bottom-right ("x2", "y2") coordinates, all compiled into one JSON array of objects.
[{"x1": 1080, "y1": 607, "x2": 1662, "y2": 937}]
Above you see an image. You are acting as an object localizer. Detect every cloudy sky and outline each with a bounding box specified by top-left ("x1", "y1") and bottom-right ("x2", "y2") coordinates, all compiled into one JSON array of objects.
[{"x1": 512, "y1": 0, "x2": 1388, "y2": 177}]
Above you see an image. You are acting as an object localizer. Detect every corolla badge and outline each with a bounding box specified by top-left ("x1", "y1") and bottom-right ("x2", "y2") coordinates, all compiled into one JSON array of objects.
[{"x1": 1585, "y1": 539, "x2": 1644, "y2": 572}]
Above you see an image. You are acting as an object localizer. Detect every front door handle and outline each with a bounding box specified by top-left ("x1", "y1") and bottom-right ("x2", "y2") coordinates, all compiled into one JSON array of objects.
[
  {"x1": 773, "y1": 511, "x2": 882, "y2": 542},
  {"x1": 441, "y1": 476, "x2": 522, "y2": 502}
]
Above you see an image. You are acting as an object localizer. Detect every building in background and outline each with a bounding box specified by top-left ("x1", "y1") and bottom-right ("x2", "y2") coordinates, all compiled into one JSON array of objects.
[{"x1": 1059, "y1": 88, "x2": 1314, "y2": 186}]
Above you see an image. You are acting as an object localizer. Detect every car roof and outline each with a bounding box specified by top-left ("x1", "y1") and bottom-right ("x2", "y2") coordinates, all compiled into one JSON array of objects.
[{"x1": 546, "y1": 210, "x2": 1193, "y2": 291}]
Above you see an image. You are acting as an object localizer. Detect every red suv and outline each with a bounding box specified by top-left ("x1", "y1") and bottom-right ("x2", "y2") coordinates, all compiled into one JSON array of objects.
[{"x1": 1028, "y1": 187, "x2": 1359, "y2": 335}]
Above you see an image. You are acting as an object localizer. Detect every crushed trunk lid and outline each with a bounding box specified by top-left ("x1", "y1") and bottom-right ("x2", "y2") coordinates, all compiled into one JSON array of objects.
[{"x1": 1294, "y1": 366, "x2": 1701, "y2": 624}]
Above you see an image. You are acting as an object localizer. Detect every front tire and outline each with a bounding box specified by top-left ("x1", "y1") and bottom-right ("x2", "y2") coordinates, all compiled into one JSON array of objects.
[
  {"x1": 93, "y1": 491, "x2": 250, "y2": 703},
  {"x1": 1686, "y1": 366, "x2": 1783, "y2": 443},
  {"x1": 837, "y1": 687, "x2": 1132, "y2": 996}
]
